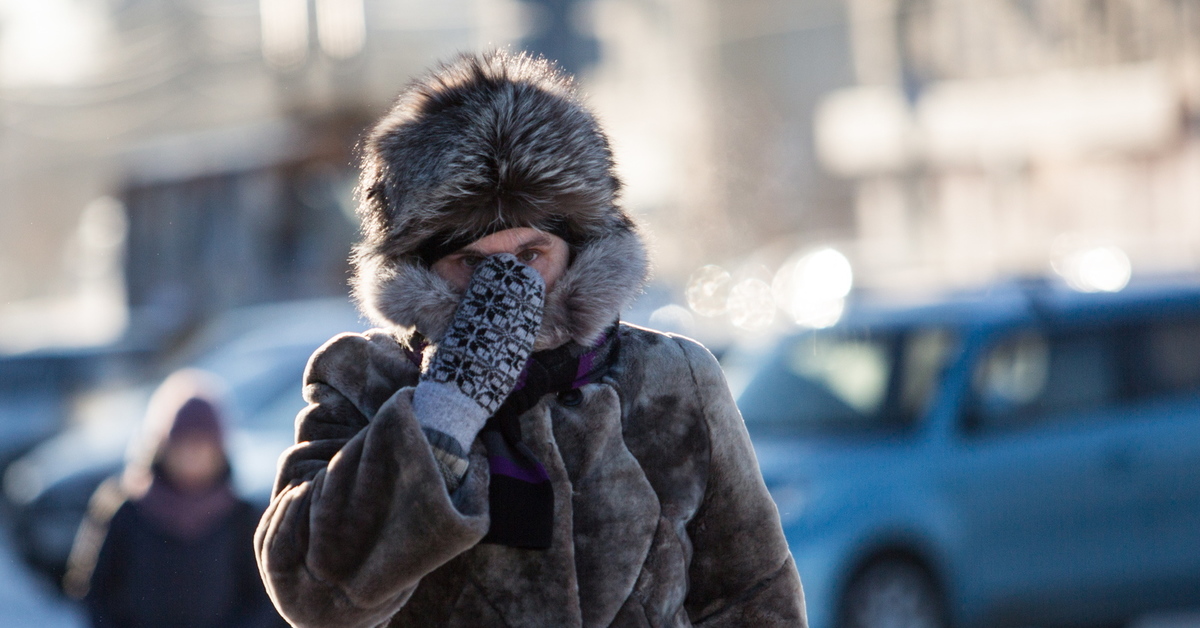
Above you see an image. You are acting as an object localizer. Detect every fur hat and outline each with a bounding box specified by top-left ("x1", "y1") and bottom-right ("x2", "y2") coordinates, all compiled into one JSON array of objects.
[{"x1": 352, "y1": 51, "x2": 649, "y2": 349}]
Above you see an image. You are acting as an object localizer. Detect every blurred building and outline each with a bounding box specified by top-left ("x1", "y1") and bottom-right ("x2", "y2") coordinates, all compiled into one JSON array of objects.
[
  {"x1": 664, "y1": 0, "x2": 1200, "y2": 338},
  {"x1": 0, "y1": 0, "x2": 490, "y2": 450},
  {"x1": 818, "y1": 0, "x2": 1200, "y2": 293},
  {"x1": 8, "y1": 0, "x2": 1192, "y2": 350},
  {"x1": 0, "y1": 0, "x2": 863, "y2": 351},
  {"x1": 582, "y1": 0, "x2": 860, "y2": 283},
  {"x1": 0, "y1": 0, "x2": 485, "y2": 353}
]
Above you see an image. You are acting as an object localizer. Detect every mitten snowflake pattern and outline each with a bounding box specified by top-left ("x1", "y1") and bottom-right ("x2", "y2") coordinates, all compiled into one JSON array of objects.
[{"x1": 423, "y1": 254, "x2": 545, "y2": 414}]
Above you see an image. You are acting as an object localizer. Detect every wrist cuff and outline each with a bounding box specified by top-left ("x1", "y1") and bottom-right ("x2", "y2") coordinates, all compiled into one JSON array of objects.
[
  {"x1": 412, "y1": 380, "x2": 491, "y2": 451},
  {"x1": 421, "y1": 427, "x2": 471, "y2": 492}
]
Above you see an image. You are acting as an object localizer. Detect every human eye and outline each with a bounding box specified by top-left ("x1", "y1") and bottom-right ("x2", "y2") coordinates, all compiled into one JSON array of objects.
[
  {"x1": 461, "y1": 255, "x2": 483, "y2": 268},
  {"x1": 517, "y1": 249, "x2": 541, "y2": 263}
]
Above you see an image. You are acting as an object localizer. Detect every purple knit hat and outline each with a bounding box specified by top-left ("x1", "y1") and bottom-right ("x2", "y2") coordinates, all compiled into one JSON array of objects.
[
  {"x1": 124, "y1": 369, "x2": 231, "y2": 492},
  {"x1": 166, "y1": 396, "x2": 225, "y2": 444}
]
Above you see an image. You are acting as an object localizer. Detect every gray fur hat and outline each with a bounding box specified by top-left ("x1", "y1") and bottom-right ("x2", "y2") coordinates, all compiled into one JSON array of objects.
[{"x1": 352, "y1": 51, "x2": 649, "y2": 350}]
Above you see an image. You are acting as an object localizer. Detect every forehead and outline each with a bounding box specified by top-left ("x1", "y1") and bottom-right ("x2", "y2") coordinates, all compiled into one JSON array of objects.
[{"x1": 461, "y1": 227, "x2": 564, "y2": 252}]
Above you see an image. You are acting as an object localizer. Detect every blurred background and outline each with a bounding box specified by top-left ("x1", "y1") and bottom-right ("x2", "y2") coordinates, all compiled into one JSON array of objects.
[{"x1": 0, "y1": 0, "x2": 1198, "y2": 626}]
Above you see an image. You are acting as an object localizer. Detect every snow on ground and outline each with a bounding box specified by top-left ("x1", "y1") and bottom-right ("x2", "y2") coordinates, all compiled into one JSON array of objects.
[{"x1": 0, "y1": 535, "x2": 84, "y2": 627}]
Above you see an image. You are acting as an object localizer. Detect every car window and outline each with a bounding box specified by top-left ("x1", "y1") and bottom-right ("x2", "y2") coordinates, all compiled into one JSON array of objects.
[
  {"x1": 787, "y1": 335, "x2": 892, "y2": 416},
  {"x1": 734, "y1": 326, "x2": 960, "y2": 434},
  {"x1": 739, "y1": 331, "x2": 899, "y2": 435},
  {"x1": 900, "y1": 329, "x2": 957, "y2": 421},
  {"x1": 1110, "y1": 314, "x2": 1200, "y2": 404},
  {"x1": 739, "y1": 327, "x2": 958, "y2": 436},
  {"x1": 1140, "y1": 318, "x2": 1200, "y2": 399},
  {"x1": 967, "y1": 328, "x2": 1118, "y2": 433}
]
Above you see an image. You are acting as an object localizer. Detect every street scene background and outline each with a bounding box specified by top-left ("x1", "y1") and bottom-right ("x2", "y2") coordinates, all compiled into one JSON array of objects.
[{"x1": 1, "y1": 0, "x2": 1199, "y2": 626}]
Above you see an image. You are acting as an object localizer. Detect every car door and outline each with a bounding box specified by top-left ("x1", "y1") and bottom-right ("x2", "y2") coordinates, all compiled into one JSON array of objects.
[
  {"x1": 1103, "y1": 313, "x2": 1200, "y2": 609},
  {"x1": 948, "y1": 323, "x2": 1135, "y2": 626}
]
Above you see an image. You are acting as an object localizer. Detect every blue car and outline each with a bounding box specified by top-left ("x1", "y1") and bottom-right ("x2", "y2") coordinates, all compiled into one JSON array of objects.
[{"x1": 737, "y1": 278, "x2": 1200, "y2": 628}]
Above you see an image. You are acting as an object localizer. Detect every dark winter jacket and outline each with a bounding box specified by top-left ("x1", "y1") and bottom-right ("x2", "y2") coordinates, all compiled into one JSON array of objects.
[
  {"x1": 255, "y1": 51, "x2": 806, "y2": 627},
  {"x1": 81, "y1": 493, "x2": 276, "y2": 628},
  {"x1": 67, "y1": 377, "x2": 283, "y2": 628}
]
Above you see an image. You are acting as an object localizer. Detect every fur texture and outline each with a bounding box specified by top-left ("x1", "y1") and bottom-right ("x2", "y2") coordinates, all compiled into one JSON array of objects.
[
  {"x1": 255, "y1": 325, "x2": 806, "y2": 627},
  {"x1": 351, "y1": 51, "x2": 649, "y2": 347},
  {"x1": 361, "y1": 230, "x2": 647, "y2": 350}
]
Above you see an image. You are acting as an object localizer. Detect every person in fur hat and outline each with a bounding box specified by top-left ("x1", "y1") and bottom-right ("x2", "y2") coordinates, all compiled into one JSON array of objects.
[{"x1": 254, "y1": 51, "x2": 805, "y2": 627}]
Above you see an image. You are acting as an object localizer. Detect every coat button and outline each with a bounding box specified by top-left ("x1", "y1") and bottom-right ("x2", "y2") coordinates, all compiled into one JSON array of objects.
[{"x1": 558, "y1": 389, "x2": 584, "y2": 406}]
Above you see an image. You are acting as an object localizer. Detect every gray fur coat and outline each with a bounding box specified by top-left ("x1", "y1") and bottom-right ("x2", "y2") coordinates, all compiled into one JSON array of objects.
[{"x1": 254, "y1": 323, "x2": 805, "y2": 627}]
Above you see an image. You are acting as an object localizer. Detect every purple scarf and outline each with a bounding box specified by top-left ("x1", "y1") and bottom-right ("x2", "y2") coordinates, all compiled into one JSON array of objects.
[{"x1": 135, "y1": 476, "x2": 238, "y2": 541}]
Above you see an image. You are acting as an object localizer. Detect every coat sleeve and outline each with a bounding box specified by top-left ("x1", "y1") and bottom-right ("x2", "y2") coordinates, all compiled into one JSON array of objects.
[
  {"x1": 675, "y1": 338, "x2": 808, "y2": 627},
  {"x1": 254, "y1": 332, "x2": 491, "y2": 628},
  {"x1": 77, "y1": 497, "x2": 136, "y2": 628},
  {"x1": 231, "y1": 502, "x2": 288, "y2": 628}
]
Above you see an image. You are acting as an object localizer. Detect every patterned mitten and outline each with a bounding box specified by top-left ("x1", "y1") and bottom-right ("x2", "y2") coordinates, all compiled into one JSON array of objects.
[{"x1": 412, "y1": 254, "x2": 545, "y2": 488}]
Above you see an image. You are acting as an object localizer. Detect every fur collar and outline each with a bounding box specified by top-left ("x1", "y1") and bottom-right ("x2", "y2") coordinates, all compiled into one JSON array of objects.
[{"x1": 354, "y1": 230, "x2": 648, "y2": 351}]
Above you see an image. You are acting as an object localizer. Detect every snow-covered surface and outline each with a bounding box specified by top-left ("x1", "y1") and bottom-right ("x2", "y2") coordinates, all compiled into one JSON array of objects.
[{"x1": 0, "y1": 531, "x2": 84, "y2": 627}]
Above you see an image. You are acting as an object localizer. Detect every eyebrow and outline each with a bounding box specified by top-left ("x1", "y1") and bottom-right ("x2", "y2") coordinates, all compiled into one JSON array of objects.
[{"x1": 458, "y1": 234, "x2": 553, "y2": 255}]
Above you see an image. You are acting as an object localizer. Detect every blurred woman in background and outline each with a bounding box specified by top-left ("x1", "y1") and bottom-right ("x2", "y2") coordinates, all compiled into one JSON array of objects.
[{"x1": 65, "y1": 369, "x2": 282, "y2": 628}]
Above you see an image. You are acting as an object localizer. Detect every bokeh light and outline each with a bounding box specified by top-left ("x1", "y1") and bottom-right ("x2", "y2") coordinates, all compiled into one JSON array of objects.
[
  {"x1": 685, "y1": 264, "x2": 733, "y2": 317},
  {"x1": 791, "y1": 296, "x2": 847, "y2": 329},
  {"x1": 261, "y1": 0, "x2": 310, "y2": 70},
  {"x1": 316, "y1": 0, "x2": 366, "y2": 60},
  {"x1": 726, "y1": 278, "x2": 775, "y2": 331},
  {"x1": 0, "y1": 0, "x2": 106, "y2": 87},
  {"x1": 798, "y1": 249, "x2": 853, "y2": 301},
  {"x1": 773, "y1": 248, "x2": 853, "y2": 328},
  {"x1": 1056, "y1": 246, "x2": 1132, "y2": 293}
]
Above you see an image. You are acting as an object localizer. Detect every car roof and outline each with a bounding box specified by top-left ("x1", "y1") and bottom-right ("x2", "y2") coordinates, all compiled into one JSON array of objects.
[{"x1": 830, "y1": 274, "x2": 1200, "y2": 334}]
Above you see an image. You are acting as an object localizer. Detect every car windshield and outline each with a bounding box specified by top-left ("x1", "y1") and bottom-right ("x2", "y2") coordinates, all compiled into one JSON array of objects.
[{"x1": 737, "y1": 328, "x2": 954, "y2": 436}]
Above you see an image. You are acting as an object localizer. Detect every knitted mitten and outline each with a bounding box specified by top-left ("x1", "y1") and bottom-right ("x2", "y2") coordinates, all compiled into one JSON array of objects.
[{"x1": 412, "y1": 254, "x2": 545, "y2": 488}]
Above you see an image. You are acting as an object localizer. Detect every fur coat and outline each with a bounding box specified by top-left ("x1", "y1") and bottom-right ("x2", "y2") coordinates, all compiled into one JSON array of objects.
[
  {"x1": 255, "y1": 322, "x2": 805, "y2": 627},
  {"x1": 254, "y1": 52, "x2": 805, "y2": 627}
]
